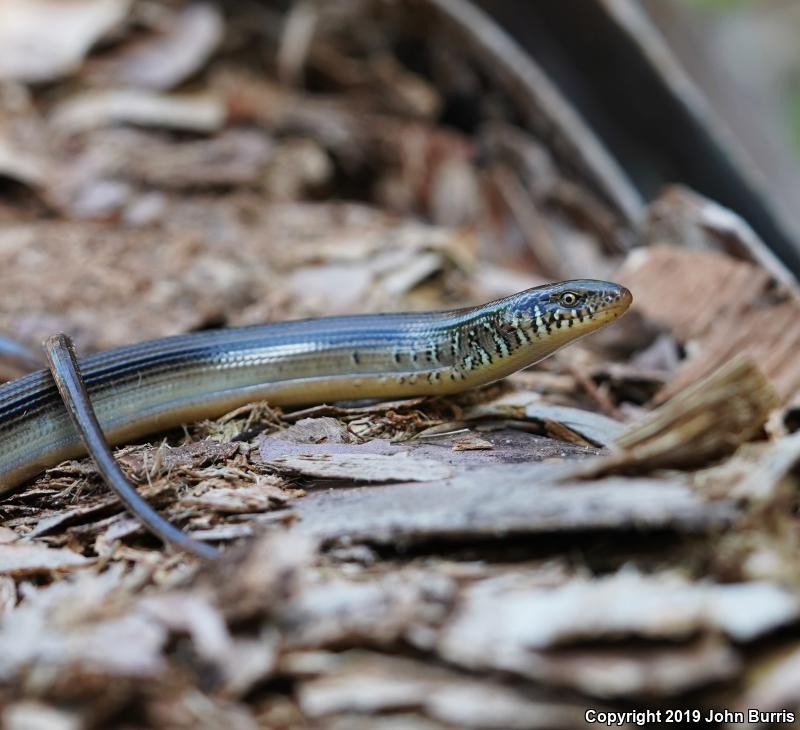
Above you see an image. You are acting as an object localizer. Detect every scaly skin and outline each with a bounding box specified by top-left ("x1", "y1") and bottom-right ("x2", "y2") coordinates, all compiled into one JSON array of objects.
[{"x1": 0, "y1": 279, "x2": 631, "y2": 490}]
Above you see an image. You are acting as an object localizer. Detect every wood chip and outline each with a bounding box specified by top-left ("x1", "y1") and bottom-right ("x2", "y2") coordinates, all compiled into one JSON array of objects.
[
  {"x1": 463, "y1": 395, "x2": 624, "y2": 448},
  {"x1": 181, "y1": 481, "x2": 294, "y2": 514},
  {"x1": 574, "y1": 357, "x2": 779, "y2": 476},
  {"x1": 278, "y1": 417, "x2": 353, "y2": 444},
  {"x1": 0, "y1": 0, "x2": 131, "y2": 82},
  {"x1": 297, "y1": 652, "x2": 587, "y2": 729},
  {"x1": 732, "y1": 642, "x2": 800, "y2": 719},
  {"x1": 52, "y1": 90, "x2": 226, "y2": 134},
  {"x1": 96, "y1": 3, "x2": 223, "y2": 90},
  {"x1": 0, "y1": 543, "x2": 92, "y2": 576},
  {"x1": 2, "y1": 703, "x2": 82, "y2": 730},
  {"x1": 0, "y1": 138, "x2": 48, "y2": 189},
  {"x1": 451, "y1": 435, "x2": 493, "y2": 451},
  {"x1": 266, "y1": 453, "x2": 453, "y2": 483},
  {"x1": 491, "y1": 637, "x2": 740, "y2": 699}
]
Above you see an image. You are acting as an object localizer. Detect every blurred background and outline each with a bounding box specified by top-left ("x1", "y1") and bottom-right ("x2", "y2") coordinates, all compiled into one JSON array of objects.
[
  {"x1": 2, "y1": 3, "x2": 800, "y2": 727},
  {"x1": 477, "y1": 0, "x2": 800, "y2": 275},
  {"x1": 653, "y1": 0, "x2": 800, "y2": 253}
]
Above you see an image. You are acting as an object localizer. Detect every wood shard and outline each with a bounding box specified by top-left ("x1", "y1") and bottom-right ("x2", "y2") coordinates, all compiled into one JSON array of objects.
[
  {"x1": 0, "y1": 542, "x2": 92, "y2": 576},
  {"x1": 297, "y1": 651, "x2": 588, "y2": 726},
  {"x1": 51, "y1": 90, "x2": 226, "y2": 134},
  {"x1": 438, "y1": 571, "x2": 798, "y2": 657},
  {"x1": 266, "y1": 452, "x2": 453, "y2": 483},
  {"x1": 618, "y1": 245, "x2": 800, "y2": 403},
  {"x1": 0, "y1": 0, "x2": 131, "y2": 83},
  {"x1": 641, "y1": 185, "x2": 795, "y2": 286},
  {"x1": 575, "y1": 357, "x2": 779, "y2": 476}
]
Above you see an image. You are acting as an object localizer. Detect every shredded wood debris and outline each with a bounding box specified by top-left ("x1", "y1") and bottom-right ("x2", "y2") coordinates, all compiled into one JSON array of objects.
[
  {"x1": 572, "y1": 356, "x2": 780, "y2": 477},
  {"x1": 619, "y1": 244, "x2": 800, "y2": 404},
  {"x1": 0, "y1": 0, "x2": 799, "y2": 726}
]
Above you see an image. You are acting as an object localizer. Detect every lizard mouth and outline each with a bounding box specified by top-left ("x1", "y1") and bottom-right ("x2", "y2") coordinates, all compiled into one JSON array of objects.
[{"x1": 604, "y1": 286, "x2": 633, "y2": 318}]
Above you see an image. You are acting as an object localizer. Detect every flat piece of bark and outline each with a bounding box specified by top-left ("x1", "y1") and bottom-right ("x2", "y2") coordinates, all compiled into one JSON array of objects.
[
  {"x1": 279, "y1": 568, "x2": 455, "y2": 649},
  {"x1": 297, "y1": 651, "x2": 588, "y2": 729},
  {"x1": 521, "y1": 403, "x2": 624, "y2": 447},
  {"x1": 438, "y1": 571, "x2": 799, "y2": 652},
  {"x1": 266, "y1": 453, "x2": 453, "y2": 483},
  {"x1": 693, "y1": 430, "x2": 800, "y2": 503},
  {"x1": 481, "y1": 637, "x2": 740, "y2": 699},
  {"x1": 288, "y1": 465, "x2": 735, "y2": 545},
  {"x1": 262, "y1": 430, "x2": 598, "y2": 466},
  {"x1": 260, "y1": 437, "x2": 396, "y2": 460}
]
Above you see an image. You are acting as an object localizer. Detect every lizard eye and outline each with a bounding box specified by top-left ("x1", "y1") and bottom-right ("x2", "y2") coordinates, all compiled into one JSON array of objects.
[{"x1": 559, "y1": 291, "x2": 579, "y2": 307}]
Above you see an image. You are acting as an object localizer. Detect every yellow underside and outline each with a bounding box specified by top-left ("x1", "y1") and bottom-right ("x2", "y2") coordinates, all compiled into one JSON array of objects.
[{"x1": 0, "y1": 304, "x2": 627, "y2": 491}]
